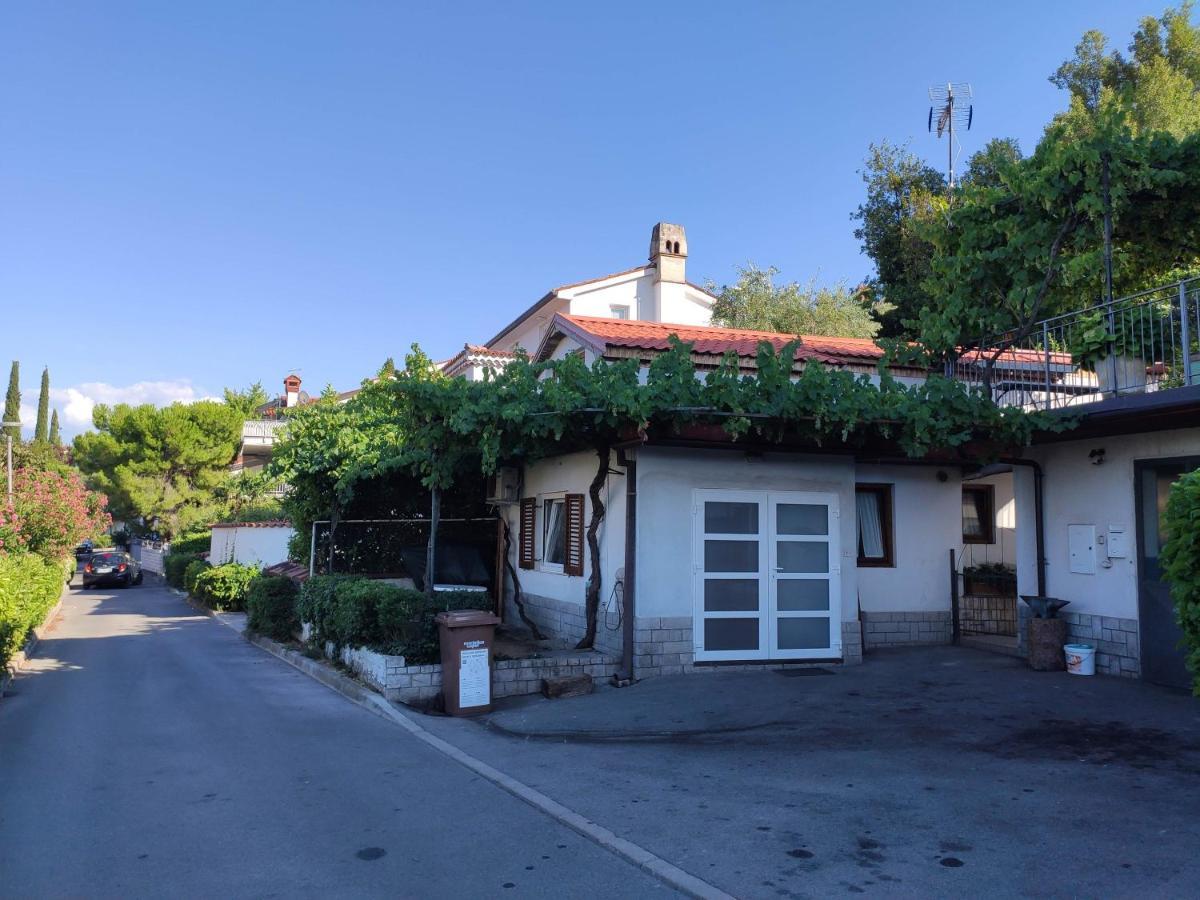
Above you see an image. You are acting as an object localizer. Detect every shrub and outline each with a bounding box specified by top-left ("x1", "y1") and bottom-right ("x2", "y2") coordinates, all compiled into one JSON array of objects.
[
  {"x1": 1161, "y1": 469, "x2": 1200, "y2": 695},
  {"x1": 193, "y1": 563, "x2": 260, "y2": 611},
  {"x1": 297, "y1": 575, "x2": 359, "y2": 645},
  {"x1": 169, "y1": 531, "x2": 211, "y2": 558},
  {"x1": 328, "y1": 579, "x2": 400, "y2": 648},
  {"x1": 163, "y1": 552, "x2": 200, "y2": 589},
  {"x1": 246, "y1": 575, "x2": 300, "y2": 641},
  {"x1": 183, "y1": 559, "x2": 212, "y2": 595},
  {"x1": 390, "y1": 590, "x2": 493, "y2": 664},
  {"x1": 0, "y1": 553, "x2": 68, "y2": 667}
]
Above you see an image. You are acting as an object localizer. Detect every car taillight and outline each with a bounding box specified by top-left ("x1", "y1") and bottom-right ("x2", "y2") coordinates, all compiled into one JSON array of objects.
[
  {"x1": 117, "y1": 563, "x2": 127, "y2": 572},
  {"x1": 85, "y1": 564, "x2": 93, "y2": 573}
]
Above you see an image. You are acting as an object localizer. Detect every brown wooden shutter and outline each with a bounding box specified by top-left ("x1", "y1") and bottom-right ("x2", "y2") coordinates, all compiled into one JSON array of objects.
[
  {"x1": 564, "y1": 493, "x2": 585, "y2": 577},
  {"x1": 518, "y1": 498, "x2": 536, "y2": 569}
]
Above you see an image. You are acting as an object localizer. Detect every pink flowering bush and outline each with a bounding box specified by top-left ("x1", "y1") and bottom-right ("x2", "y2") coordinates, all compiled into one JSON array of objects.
[{"x1": 1, "y1": 467, "x2": 110, "y2": 560}]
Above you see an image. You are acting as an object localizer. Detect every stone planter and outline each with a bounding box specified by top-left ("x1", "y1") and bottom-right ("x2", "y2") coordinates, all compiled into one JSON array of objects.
[
  {"x1": 1096, "y1": 354, "x2": 1146, "y2": 397},
  {"x1": 1028, "y1": 617, "x2": 1068, "y2": 671}
]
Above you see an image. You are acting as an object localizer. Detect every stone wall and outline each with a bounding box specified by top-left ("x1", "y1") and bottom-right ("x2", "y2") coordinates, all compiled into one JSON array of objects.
[
  {"x1": 1017, "y1": 607, "x2": 1140, "y2": 678},
  {"x1": 861, "y1": 611, "x2": 953, "y2": 650},
  {"x1": 512, "y1": 591, "x2": 623, "y2": 657}
]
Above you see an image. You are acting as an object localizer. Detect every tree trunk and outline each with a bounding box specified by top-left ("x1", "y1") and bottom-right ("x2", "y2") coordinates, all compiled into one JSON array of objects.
[
  {"x1": 576, "y1": 445, "x2": 609, "y2": 650},
  {"x1": 499, "y1": 515, "x2": 545, "y2": 640}
]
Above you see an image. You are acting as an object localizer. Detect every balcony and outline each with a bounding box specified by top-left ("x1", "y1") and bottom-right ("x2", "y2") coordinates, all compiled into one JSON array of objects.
[
  {"x1": 954, "y1": 278, "x2": 1200, "y2": 411},
  {"x1": 241, "y1": 419, "x2": 288, "y2": 453}
]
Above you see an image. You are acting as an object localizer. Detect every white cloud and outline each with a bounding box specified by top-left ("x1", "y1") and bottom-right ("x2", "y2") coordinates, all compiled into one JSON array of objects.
[{"x1": 46, "y1": 380, "x2": 217, "y2": 435}]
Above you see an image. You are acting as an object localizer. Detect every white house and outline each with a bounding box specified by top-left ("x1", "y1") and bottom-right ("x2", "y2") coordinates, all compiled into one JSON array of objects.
[{"x1": 449, "y1": 223, "x2": 1199, "y2": 690}]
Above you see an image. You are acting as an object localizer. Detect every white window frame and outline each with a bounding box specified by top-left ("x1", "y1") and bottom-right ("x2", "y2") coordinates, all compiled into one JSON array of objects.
[
  {"x1": 538, "y1": 492, "x2": 567, "y2": 574},
  {"x1": 610, "y1": 304, "x2": 631, "y2": 320}
]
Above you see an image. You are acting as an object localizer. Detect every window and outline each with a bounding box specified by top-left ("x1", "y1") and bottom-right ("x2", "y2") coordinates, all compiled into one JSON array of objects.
[
  {"x1": 610, "y1": 304, "x2": 630, "y2": 320},
  {"x1": 855, "y1": 484, "x2": 894, "y2": 567},
  {"x1": 962, "y1": 484, "x2": 995, "y2": 544},
  {"x1": 543, "y1": 497, "x2": 566, "y2": 568}
]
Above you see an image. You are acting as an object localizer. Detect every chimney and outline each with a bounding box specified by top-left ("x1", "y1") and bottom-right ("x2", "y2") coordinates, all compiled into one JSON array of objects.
[
  {"x1": 649, "y1": 222, "x2": 687, "y2": 285},
  {"x1": 283, "y1": 374, "x2": 302, "y2": 408}
]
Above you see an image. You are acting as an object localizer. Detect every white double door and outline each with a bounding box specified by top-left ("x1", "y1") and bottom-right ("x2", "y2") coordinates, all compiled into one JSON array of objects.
[{"x1": 693, "y1": 490, "x2": 841, "y2": 662}]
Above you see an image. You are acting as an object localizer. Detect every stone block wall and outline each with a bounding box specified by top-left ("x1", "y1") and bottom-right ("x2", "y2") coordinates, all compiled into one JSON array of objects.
[
  {"x1": 512, "y1": 592, "x2": 623, "y2": 658},
  {"x1": 1016, "y1": 607, "x2": 1141, "y2": 678},
  {"x1": 861, "y1": 611, "x2": 953, "y2": 650}
]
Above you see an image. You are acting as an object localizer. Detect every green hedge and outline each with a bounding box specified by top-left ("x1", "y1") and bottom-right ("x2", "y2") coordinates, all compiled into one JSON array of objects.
[
  {"x1": 0, "y1": 554, "x2": 68, "y2": 667},
  {"x1": 169, "y1": 532, "x2": 211, "y2": 557},
  {"x1": 298, "y1": 575, "x2": 489, "y2": 664},
  {"x1": 246, "y1": 575, "x2": 299, "y2": 641},
  {"x1": 1162, "y1": 469, "x2": 1200, "y2": 695},
  {"x1": 193, "y1": 563, "x2": 260, "y2": 612},
  {"x1": 164, "y1": 552, "x2": 200, "y2": 589},
  {"x1": 183, "y1": 559, "x2": 212, "y2": 595}
]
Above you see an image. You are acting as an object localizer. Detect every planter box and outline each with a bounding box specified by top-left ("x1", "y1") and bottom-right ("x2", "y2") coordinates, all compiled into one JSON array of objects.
[
  {"x1": 962, "y1": 576, "x2": 1016, "y2": 597},
  {"x1": 1096, "y1": 354, "x2": 1147, "y2": 396}
]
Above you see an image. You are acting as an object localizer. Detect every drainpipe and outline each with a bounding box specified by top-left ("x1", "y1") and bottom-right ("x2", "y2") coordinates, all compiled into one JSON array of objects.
[
  {"x1": 1000, "y1": 458, "x2": 1047, "y2": 597},
  {"x1": 615, "y1": 447, "x2": 637, "y2": 686}
]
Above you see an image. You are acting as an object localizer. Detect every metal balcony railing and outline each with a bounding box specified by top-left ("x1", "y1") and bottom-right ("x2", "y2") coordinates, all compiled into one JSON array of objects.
[
  {"x1": 953, "y1": 278, "x2": 1200, "y2": 411},
  {"x1": 242, "y1": 419, "x2": 287, "y2": 443}
]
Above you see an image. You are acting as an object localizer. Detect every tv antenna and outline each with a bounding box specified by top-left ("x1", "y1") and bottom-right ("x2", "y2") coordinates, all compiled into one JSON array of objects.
[{"x1": 928, "y1": 82, "x2": 973, "y2": 189}]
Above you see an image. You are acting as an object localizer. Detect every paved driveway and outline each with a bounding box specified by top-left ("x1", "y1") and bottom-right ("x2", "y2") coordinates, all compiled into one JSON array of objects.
[
  {"x1": 0, "y1": 580, "x2": 676, "y2": 899},
  {"x1": 420, "y1": 646, "x2": 1200, "y2": 899}
]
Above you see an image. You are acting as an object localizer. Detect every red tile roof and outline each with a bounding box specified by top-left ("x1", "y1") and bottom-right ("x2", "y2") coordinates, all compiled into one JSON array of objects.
[
  {"x1": 556, "y1": 315, "x2": 890, "y2": 366},
  {"x1": 210, "y1": 520, "x2": 292, "y2": 529}
]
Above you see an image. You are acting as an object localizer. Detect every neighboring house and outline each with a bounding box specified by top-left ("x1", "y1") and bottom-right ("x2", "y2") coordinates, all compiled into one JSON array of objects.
[{"x1": 447, "y1": 223, "x2": 1200, "y2": 688}]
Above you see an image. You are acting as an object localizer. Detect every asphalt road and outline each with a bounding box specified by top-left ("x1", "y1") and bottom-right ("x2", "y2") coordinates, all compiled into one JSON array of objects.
[{"x1": 0, "y1": 578, "x2": 676, "y2": 899}]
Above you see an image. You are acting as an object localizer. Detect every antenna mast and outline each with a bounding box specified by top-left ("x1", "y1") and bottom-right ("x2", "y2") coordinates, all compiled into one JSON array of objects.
[{"x1": 928, "y1": 82, "x2": 973, "y2": 189}]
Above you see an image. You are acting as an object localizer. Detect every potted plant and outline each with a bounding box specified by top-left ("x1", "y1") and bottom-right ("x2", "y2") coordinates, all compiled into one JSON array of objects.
[
  {"x1": 1070, "y1": 308, "x2": 1163, "y2": 397},
  {"x1": 1020, "y1": 595, "x2": 1070, "y2": 671},
  {"x1": 962, "y1": 562, "x2": 1016, "y2": 596}
]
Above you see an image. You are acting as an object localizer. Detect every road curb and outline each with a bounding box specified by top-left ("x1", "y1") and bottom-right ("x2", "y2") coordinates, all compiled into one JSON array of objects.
[
  {"x1": 222, "y1": 620, "x2": 732, "y2": 900},
  {"x1": 1, "y1": 586, "x2": 68, "y2": 699}
]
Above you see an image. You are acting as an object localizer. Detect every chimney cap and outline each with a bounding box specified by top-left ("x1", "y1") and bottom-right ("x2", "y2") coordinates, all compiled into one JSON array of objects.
[{"x1": 284, "y1": 374, "x2": 302, "y2": 389}]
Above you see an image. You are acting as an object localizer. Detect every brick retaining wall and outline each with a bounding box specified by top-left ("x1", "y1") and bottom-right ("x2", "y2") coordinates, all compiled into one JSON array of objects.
[
  {"x1": 1017, "y1": 607, "x2": 1140, "y2": 677},
  {"x1": 861, "y1": 611, "x2": 953, "y2": 650}
]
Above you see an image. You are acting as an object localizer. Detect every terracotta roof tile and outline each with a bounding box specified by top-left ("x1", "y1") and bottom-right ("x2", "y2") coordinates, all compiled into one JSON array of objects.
[{"x1": 558, "y1": 315, "x2": 888, "y2": 365}]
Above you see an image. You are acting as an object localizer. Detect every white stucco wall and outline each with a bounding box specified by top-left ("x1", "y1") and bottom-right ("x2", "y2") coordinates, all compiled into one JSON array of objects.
[
  {"x1": 1029, "y1": 427, "x2": 1200, "y2": 619},
  {"x1": 854, "y1": 464, "x2": 962, "y2": 614},
  {"x1": 209, "y1": 525, "x2": 294, "y2": 567},
  {"x1": 635, "y1": 447, "x2": 859, "y2": 622},
  {"x1": 501, "y1": 449, "x2": 625, "y2": 611}
]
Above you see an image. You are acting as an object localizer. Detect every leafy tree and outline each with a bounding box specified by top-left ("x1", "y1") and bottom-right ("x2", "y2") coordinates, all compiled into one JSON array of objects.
[
  {"x1": 72, "y1": 401, "x2": 243, "y2": 538},
  {"x1": 223, "y1": 382, "x2": 269, "y2": 418},
  {"x1": 1052, "y1": 4, "x2": 1200, "y2": 139},
  {"x1": 49, "y1": 410, "x2": 61, "y2": 447},
  {"x1": 3, "y1": 362, "x2": 19, "y2": 439},
  {"x1": 1161, "y1": 468, "x2": 1200, "y2": 694},
  {"x1": 851, "y1": 142, "x2": 946, "y2": 336},
  {"x1": 34, "y1": 367, "x2": 49, "y2": 443},
  {"x1": 960, "y1": 138, "x2": 1024, "y2": 189},
  {"x1": 707, "y1": 265, "x2": 885, "y2": 339}
]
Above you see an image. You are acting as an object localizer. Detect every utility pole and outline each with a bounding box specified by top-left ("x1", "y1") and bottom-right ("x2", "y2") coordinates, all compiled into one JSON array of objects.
[{"x1": 2, "y1": 421, "x2": 19, "y2": 504}]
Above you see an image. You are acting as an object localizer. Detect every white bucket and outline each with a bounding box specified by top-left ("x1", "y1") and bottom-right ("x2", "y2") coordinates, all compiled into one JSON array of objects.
[{"x1": 1064, "y1": 643, "x2": 1096, "y2": 676}]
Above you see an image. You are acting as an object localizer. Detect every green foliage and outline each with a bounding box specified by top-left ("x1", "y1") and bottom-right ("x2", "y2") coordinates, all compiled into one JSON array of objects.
[
  {"x1": 72, "y1": 400, "x2": 243, "y2": 538},
  {"x1": 246, "y1": 575, "x2": 299, "y2": 641},
  {"x1": 34, "y1": 367, "x2": 49, "y2": 443},
  {"x1": 170, "y1": 531, "x2": 212, "y2": 557},
  {"x1": 297, "y1": 575, "x2": 487, "y2": 664},
  {"x1": 163, "y1": 552, "x2": 200, "y2": 589},
  {"x1": 183, "y1": 559, "x2": 212, "y2": 595},
  {"x1": 49, "y1": 410, "x2": 60, "y2": 447},
  {"x1": 192, "y1": 562, "x2": 260, "y2": 611},
  {"x1": 707, "y1": 265, "x2": 885, "y2": 338},
  {"x1": 222, "y1": 382, "x2": 270, "y2": 418},
  {"x1": 1160, "y1": 469, "x2": 1200, "y2": 695},
  {"x1": 0, "y1": 552, "x2": 66, "y2": 667},
  {"x1": 0, "y1": 467, "x2": 111, "y2": 560},
  {"x1": 3, "y1": 361, "x2": 19, "y2": 440}
]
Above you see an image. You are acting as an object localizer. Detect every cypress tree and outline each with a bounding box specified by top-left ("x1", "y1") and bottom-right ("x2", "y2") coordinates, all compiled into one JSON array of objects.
[
  {"x1": 34, "y1": 366, "x2": 50, "y2": 442},
  {"x1": 49, "y1": 409, "x2": 61, "y2": 446},
  {"x1": 2, "y1": 361, "x2": 19, "y2": 440}
]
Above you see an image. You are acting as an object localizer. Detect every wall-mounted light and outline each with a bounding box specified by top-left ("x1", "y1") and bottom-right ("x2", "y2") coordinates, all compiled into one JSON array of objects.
[
  {"x1": 936, "y1": 470, "x2": 949, "y2": 483},
  {"x1": 1088, "y1": 448, "x2": 1106, "y2": 466}
]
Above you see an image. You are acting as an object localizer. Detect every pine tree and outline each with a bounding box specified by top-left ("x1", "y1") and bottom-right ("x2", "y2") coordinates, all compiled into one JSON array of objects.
[
  {"x1": 49, "y1": 409, "x2": 61, "y2": 446},
  {"x1": 2, "y1": 361, "x2": 19, "y2": 440},
  {"x1": 34, "y1": 367, "x2": 50, "y2": 442}
]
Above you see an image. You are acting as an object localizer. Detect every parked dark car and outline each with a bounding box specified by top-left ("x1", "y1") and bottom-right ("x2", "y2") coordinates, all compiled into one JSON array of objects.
[
  {"x1": 75, "y1": 539, "x2": 95, "y2": 557},
  {"x1": 82, "y1": 551, "x2": 143, "y2": 589}
]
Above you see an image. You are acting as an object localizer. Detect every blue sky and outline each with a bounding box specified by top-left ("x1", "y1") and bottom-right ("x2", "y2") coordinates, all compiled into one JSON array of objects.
[{"x1": 0, "y1": 1, "x2": 1155, "y2": 435}]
